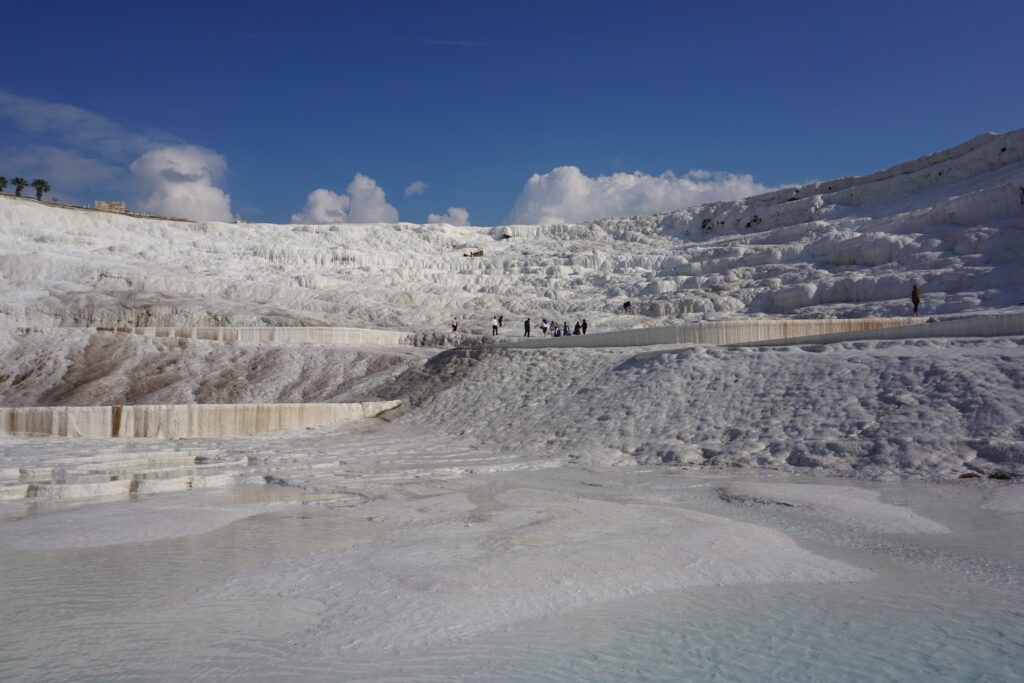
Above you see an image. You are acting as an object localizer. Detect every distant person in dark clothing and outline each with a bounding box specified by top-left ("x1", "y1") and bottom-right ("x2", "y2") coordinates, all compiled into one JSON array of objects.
[
  {"x1": 581, "y1": 319, "x2": 588, "y2": 334},
  {"x1": 498, "y1": 314, "x2": 503, "y2": 327},
  {"x1": 623, "y1": 301, "x2": 631, "y2": 313},
  {"x1": 451, "y1": 315, "x2": 458, "y2": 333},
  {"x1": 563, "y1": 322, "x2": 570, "y2": 336},
  {"x1": 524, "y1": 318, "x2": 531, "y2": 337},
  {"x1": 911, "y1": 285, "x2": 922, "y2": 317},
  {"x1": 573, "y1": 321, "x2": 581, "y2": 335}
]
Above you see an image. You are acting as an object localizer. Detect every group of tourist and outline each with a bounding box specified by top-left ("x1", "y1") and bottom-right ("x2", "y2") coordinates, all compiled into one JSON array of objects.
[
  {"x1": 522, "y1": 318, "x2": 588, "y2": 338},
  {"x1": 455, "y1": 286, "x2": 924, "y2": 340}
]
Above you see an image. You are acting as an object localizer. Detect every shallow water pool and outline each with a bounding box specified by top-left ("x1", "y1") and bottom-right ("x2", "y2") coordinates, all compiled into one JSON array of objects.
[{"x1": 0, "y1": 474, "x2": 1021, "y2": 681}]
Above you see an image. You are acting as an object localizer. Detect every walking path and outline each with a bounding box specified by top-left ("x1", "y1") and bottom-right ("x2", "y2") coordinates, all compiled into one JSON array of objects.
[{"x1": 488, "y1": 314, "x2": 1024, "y2": 352}]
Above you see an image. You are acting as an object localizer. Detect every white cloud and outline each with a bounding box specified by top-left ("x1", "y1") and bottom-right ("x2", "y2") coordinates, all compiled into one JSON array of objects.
[
  {"x1": 1, "y1": 90, "x2": 236, "y2": 219},
  {"x1": 129, "y1": 145, "x2": 233, "y2": 222},
  {"x1": 3, "y1": 145, "x2": 123, "y2": 192},
  {"x1": 0, "y1": 90, "x2": 173, "y2": 163},
  {"x1": 508, "y1": 166, "x2": 772, "y2": 225},
  {"x1": 404, "y1": 180, "x2": 428, "y2": 196},
  {"x1": 291, "y1": 174, "x2": 399, "y2": 224},
  {"x1": 426, "y1": 206, "x2": 470, "y2": 226}
]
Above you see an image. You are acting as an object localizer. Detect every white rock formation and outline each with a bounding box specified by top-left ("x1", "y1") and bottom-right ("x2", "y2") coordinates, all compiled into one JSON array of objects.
[
  {"x1": 0, "y1": 328, "x2": 429, "y2": 407},
  {"x1": 0, "y1": 401, "x2": 400, "y2": 438},
  {"x1": 0, "y1": 129, "x2": 1021, "y2": 478},
  {"x1": 94, "y1": 325, "x2": 416, "y2": 345},
  {"x1": 389, "y1": 336, "x2": 1024, "y2": 478},
  {"x1": 1, "y1": 129, "x2": 1021, "y2": 334}
]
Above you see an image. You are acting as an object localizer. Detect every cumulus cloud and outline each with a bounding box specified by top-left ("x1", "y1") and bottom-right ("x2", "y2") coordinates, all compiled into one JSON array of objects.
[
  {"x1": 426, "y1": 206, "x2": 470, "y2": 226},
  {"x1": 508, "y1": 166, "x2": 772, "y2": 225},
  {"x1": 291, "y1": 174, "x2": 399, "y2": 224},
  {"x1": 404, "y1": 180, "x2": 428, "y2": 196},
  {"x1": 129, "y1": 145, "x2": 233, "y2": 222},
  {"x1": 1, "y1": 90, "x2": 236, "y2": 219}
]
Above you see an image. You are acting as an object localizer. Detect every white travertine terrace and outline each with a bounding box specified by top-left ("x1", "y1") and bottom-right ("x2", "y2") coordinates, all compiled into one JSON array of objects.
[
  {"x1": 0, "y1": 423, "x2": 561, "y2": 503},
  {"x1": 93, "y1": 326, "x2": 417, "y2": 346},
  {"x1": 1, "y1": 129, "x2": 1021, "y2": 334},
  {"x1": 495, "y1": 317, "x2": 922, "y2": 350},
  {"x1": 0, "y1": 401, "x2": 401, "y2": 439},
  {"x1": 725, "y1": 312, "x2": 1024, "y2": 348},
  {"x1": 0, "y1": 129, "x2": 1021, "y2": 478}
]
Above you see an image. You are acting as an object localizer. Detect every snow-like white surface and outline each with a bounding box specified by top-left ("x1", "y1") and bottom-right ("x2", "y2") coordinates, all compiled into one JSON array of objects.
[
  {"x1": 389, "y1": 337, "x2": 1024, "y2": 478},
  {"x1": 718, "y1": 482, "x2": 951, "y2": 534},
  {"x1": 0, "y1": 454, "x2": 1019, "y2": 679},
  {"x1": 1, "y1": 129, "x2": 1021, "y2": 334},
  {"x1": 203, "y1": 486, "x2": 868, "y2": 657},
  {"x1": 98, "y1": 325, "x2": 416, "y2": 345},
  {"x1": 1, "y1": 130, "x2": 1022, "y2": 678},
  {"x1": 1, "y1": 129, "x2": 1022, "y2": 479},
  {"x1": 0, "y1": 493, "x2": 266, "y2": 549}
]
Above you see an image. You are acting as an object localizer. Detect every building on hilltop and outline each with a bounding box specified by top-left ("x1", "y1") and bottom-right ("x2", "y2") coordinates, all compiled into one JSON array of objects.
[{"x1": 94, "y1": 200, "x2": 127, "y2": 213}]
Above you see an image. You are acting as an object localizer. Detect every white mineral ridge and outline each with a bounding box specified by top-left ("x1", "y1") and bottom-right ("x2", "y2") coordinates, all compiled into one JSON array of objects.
[{"x1": 203, "y1": 487, "x2": 870, "y2": 657}]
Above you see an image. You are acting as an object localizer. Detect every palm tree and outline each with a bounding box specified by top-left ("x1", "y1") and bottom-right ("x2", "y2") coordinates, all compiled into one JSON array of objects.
[
  {"x1": 12, "y1": 177, "x2": 27, "y2": 197},
  {"x1": 0, "y1": 176, "x2": 7, "y2": 193},
  {"x1": 31, "y1": 179, "x2": 51, "y2": 201}
]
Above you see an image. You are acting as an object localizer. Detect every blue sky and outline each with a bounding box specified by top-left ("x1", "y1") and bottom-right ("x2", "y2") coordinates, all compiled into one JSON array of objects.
[{"x1": 1, "y1": 0, "x2": 1021, "y2": 225}]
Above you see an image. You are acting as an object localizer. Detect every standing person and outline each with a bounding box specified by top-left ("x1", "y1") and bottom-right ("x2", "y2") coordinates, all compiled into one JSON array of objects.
[
  {"x1": 491, "y1": 316, "x2": 499, "y2": 336},
  {"x1": 574, "y1": 321, "x2": 581, "y2": 335},
  {"x1": 624, "y1": 301, "x2": 631, "y2": 313},
  {"x1": 451, "y1": 315, "x2": 459, "y2": 333},
  {"x1": 581, "y1": 319, "x2": 589, "y2": 334},
  {"x1": 498, "y1": 314, "x2": 503, "y2": 327},
  {"x1": 563, "y1": 321, "x2": 570, "y2": 336},
  {"x1": 911, "y1": 285, "x2": 922, "y2": 317},
  {"x1": 524, "y1": 318, "x2": 531, "y2": 337},
  {"x1": 541, "y1": 319, "x2": 549, "y2": 337}
]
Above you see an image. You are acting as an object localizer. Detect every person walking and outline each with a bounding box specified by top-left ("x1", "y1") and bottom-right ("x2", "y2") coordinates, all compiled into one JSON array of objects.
[
  {"x1": 574, "y1": 321, "x2": 581, "y2": 335},
  {"x1": 451, "y1": 315, "x2": 459, "y2": 333},
  {"x1": 491, "y1": 316, "x2": 499, "y2": 336},
  {"x1": 581, "y1": 319, "x2": 588, "y2": 334},
  {"x1": 911, "y1": 285, "x2": 922, "y2": 317},
  {"x1": 498, "y1": 314, "x2": 503, "y2": 327},
  {"x1": 541, "y1": 319, "x2": 549, "y2": 337},
  {"x1": 563, "y1": 321, "x2": 569, "y2": 336},
  {"x1": 524, "y1": 318, "x2": 531, "y2": 337}
]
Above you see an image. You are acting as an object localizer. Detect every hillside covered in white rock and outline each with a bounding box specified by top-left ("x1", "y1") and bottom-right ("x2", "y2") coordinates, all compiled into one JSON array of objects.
[
  {"x1": 2, "y1": 129, "x2": 1022, "y2": 334},
  {"x1": 2, "y1": 128, "x2": 1024, "y2": 682},
  {"x1": 1, "y1": 128, "x2": 1023, "y2": 478}
]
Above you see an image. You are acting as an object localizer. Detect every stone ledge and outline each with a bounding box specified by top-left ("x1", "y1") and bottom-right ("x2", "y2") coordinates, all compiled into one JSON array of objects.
[{"x1": 0, "y1": 401, "x2": 402, "y2": 439}]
